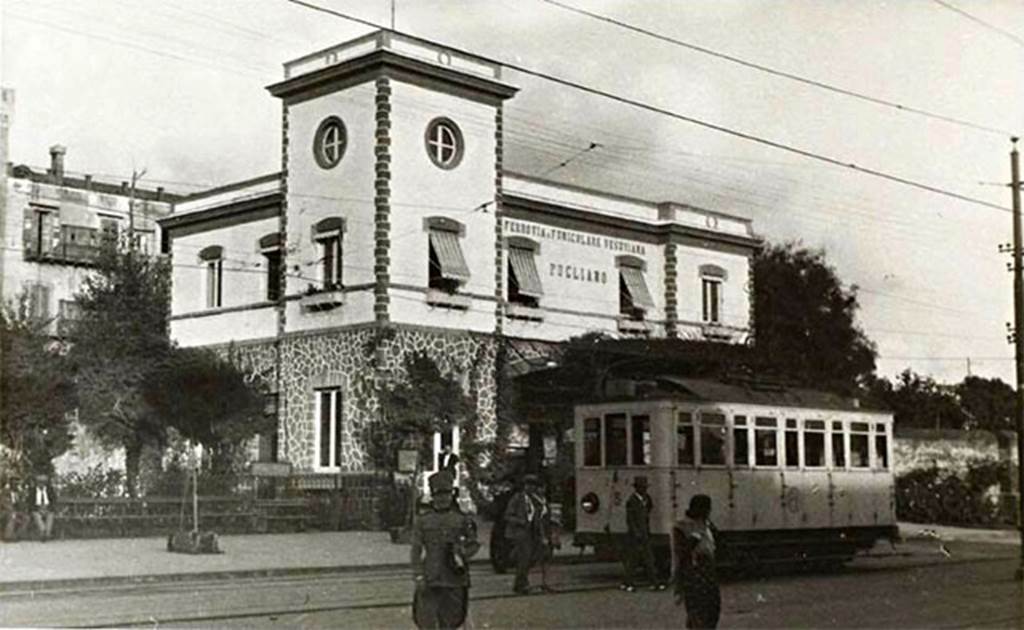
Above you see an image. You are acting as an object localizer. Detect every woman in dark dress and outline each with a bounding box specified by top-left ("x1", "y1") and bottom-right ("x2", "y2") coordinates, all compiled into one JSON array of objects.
[{"x1": 673, "y1": 494, "x2": 720, "y2": 629}]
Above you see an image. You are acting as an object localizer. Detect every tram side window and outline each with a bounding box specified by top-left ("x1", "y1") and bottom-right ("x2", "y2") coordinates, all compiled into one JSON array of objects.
[
  {"x1": 583, "y1": 417, "x2": 601, "y2": 467},
  {"x1": 804, "y1": 420, "x2": 826, "y2": 468},
  {"x1": 605, "y1": 414, "x2": 628, "y2": 466},
  {"x1": 850, "y1": 422, "x2": 870, "y2": 468},
  {"x1": 754, "y1": 417, "x2": 778, "y2": 466},
  {"x1": 700, "y1": 413, "x2": 727, "y2": 466},
  {"x1": 784, "y1": 418, "x2": 799, "y2": 468},
  {"x1": 875, "y1": 423, "x2": 889, "y2": 470},
  {"x1": 632, "y1": 415, "x2": 651, "y2": 466},
  {"x1": 831, "y1": 422, "x2": 846, "y2": 469},
  {"x1": 733, "y1": 415, "x2": 749, "y2": 466},
  {"x1": 677, "y1": 412, "x2": 695, "y2": 466}
]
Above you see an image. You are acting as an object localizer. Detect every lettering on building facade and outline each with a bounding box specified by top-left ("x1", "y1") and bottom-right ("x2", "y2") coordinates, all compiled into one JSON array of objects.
[{"x1": 504, "y1": 219, "x2": 646, "y2": 256}]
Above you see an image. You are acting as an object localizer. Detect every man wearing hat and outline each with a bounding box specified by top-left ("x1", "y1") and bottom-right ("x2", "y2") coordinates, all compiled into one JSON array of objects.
[
  {"x1": 503, "y1": 473, "x2": 549, "y2": 595},
  {"x1": 673, "y1": 494, "x2": 720, "y2": 629},
  {"x1": 622, "y1": 476, "x2": 664, "y2": 591},
  {"x1": 410, "y1": 470, "x2": 480, "y2": 629}
]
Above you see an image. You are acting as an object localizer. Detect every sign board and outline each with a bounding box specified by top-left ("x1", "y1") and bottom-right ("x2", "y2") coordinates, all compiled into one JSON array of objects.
[
  {"x1": 398, "y1": 450, "x2": 419, "y2": 473},
  {"x1": 250, "y1": 462, "x2": 292, "y2": 477}
]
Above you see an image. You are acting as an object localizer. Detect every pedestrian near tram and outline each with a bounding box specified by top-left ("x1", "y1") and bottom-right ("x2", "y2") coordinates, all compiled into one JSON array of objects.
[
  {"x1": 673, "y1": 494, "x2": 721, "y2": 629},
  {"x1": 410, "y1": 470, "x2": 480, "y2": 630},
  {"x1": 621, "y1": 476, "x2": 665, "y2": 591},
  {"x1": 503, "y1": 473, "x2": 550, "y2": 595}
]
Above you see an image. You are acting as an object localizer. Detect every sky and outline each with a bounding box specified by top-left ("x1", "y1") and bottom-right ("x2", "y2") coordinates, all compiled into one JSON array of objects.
[{"x1": 2, "y1": 0, "x2": 1023, "y2": 386}]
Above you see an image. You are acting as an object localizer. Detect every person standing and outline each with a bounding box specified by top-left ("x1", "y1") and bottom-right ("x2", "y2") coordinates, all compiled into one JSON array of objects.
[
  {"x1": 673, "y1": 494, "x2": 721, "y2": 629},
  {"x1": 29, "y1": 474, "x2": 56, "y2": 542},
  {"x1": 503, "y1": 473, "x2": 549, "y2": 595},
  {"x1": 410, "y1": 470, "x2": 480, "y2": 630},
  {"x1": 621, "y1": 476, "x2": 664, "y2": 591}
]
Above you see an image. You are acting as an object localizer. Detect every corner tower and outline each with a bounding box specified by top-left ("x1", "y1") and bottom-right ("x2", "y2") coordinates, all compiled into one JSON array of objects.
[{"x1": 268, "y1": 31, "x2": 518, "y2": 335}]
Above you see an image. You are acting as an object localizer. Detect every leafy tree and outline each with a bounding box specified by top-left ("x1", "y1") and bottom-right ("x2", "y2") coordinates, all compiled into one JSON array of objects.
[
  {"x1": 370, "y1": 352, "x2": 475, "y2": 472},
  {"x1": 69, "y1": 247, "x2": 172, "y2": 496},
  {"x1": 866, "y1": 370, "x2": 970, "y2": 430},
  {"x1": 956, "y1": 376, "x2": 1015, "y2": 433},
  {"x1": 143, "y1": 347, "x2": 269, "y2": 475},
  {"x1": 753, "y1": 242, "x2": 877, "y2": 394},
  {"x1": 0, "y1": 294, "x2": 76, "y2": 476}
]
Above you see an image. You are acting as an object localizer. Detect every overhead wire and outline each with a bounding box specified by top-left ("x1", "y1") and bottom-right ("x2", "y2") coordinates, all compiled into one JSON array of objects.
[
  {"x1": 282, "y1": 0, "x2": 1012, "y2": 214},
  {"x1": 537, "y1": 0, "x2": 1017, "y2": 138},
  {"x1": 930, "y1": 0, "x2": 1024, "y2": 49}
]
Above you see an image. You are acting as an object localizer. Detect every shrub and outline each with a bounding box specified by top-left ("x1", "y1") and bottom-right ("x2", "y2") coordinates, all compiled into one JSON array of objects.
[
  {"x1": 896, "y1": 457, "x2": 1012, "y2": 526},
  {"x1": 57, "y1": 464, "x2": 125, "y2": 498}
]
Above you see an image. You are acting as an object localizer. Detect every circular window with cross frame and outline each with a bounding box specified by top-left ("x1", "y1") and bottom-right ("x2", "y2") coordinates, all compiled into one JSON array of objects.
[
  {"x1": 424, "y1": 117, "x2": 464, "y2": 170},
  {"x1": 313, "y1": 116, "x2": 347, "y2": 169}
]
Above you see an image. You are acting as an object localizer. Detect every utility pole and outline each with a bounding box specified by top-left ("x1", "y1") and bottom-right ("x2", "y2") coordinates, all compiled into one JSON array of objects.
[
  {"x1": 390, "y1": 0, "x2": 395, "y2": 29},
  {"x1": 1010, "y1": 138, "x2": 1024, "y2": 581}
]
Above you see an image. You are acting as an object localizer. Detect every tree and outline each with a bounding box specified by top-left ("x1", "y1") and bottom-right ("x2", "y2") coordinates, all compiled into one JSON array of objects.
[
  {"x1": 956, "y1": 376, "x2": 1015, "y2": 433},
  {"x1": 69, "y1": 247, "x2": 172, "y2": 496},
  {"x1": 866, "y1": 369, "x2": 970, "y2": 430},
  {"x1": 753, "y1": 242, "x2": 877, "y2": 394},
  {"x1": 143, "y1": 347, "x2": 269, "y2": 475},
  {"x1": 0, "y1": 294, "x2": 76, "y2": 476}
]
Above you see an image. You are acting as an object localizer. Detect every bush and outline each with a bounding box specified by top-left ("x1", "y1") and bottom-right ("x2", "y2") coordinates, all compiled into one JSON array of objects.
[
  {"x1": 57, "y1": 465, "x2": 125, "y2": 498},
  {"x1": 896, "y1": 457, "x2": 1012, "y2": 526}
]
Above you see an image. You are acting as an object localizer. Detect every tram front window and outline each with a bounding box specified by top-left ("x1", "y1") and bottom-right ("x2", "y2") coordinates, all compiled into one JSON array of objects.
[
  {"x1": 755, "y1": 416, "x2": 778, "y2": 466},
  {"x1": 677, "y1": 412, "x2": 695, "y2": 466},
  {"x1": 632, "y1": 415, "x2": 651, "y2": 466},
  {"x1": 875, "y1": 423, "x2": 889, "y2": 469},
  {"x1": 831, "y1": 422, "x2": 846, "y2": 468},
  {"x1": 583, "y1": 417, "x2": 601, "y2": 466},
  {"x1": 850, "y1": 422, "x2": 870, "y2": 468},
  {"x1": 605, "y1": 413, "x2": 628, "y2": 466},
  {"x1": 700, "y1": 413, "x2": 726, "y2": 466},
  {"x1": 784, "y1": 419, "x2": 799, "y2": 468},
  {"x1": 733, "y1": 415, "x2": 749, "y2": 466}
]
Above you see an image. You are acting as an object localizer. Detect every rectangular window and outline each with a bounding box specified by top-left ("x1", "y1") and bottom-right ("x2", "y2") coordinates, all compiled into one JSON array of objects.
[
  {"x1": 784, "y1": 419, "x2": 799, "y2": 469},
  {"x1": 604, "y1": 413, "x2": 627, "y2": 466},
  {"x1": 428, "y1": 228, "x2": 470, "y2": 293},
  {"x1": 677, "y1": 411, "x2": 695, "y2": 466},
  {"x1": 831, "y1": 421, "x2": 846, "y2": 469},
  {"x1": 583, "y1": 418, "x2": 601, "y2": 467},
  {"x1": 319, "y1": 234, "x2": 342, "y2": 288},
  {"x1": 99, "y1": 216, "x2": 120, "y2": 249},
  {"x1": 206, "y1": 259, "x2": 223, "y2": 308},
  {"x1": 57, "y1": 299, "x2": 82, "y2": 337},
  {"x1": 28, "y1": 283, "x2": 51, "y2": 322},
  {"x1": 875, "y1": 433, "x2": 889, "y2": 470},
  {"x1": 265, "y1": 249, "x2": 283, "y2": 301},
  {"x1": 619, "y1": 266, "x2": 655, "y2": 320},
  {"x1": 804, "y1": 420, "x2": 826, "y2": 468},
  {"x1": 733, "y1": 415, "x2": 749, "y2": 467},
  {"x1": 507, "y1": 246, "x2": 543, "y2": 307},
  {"x1": 702, "y1": 278, "x2": 721, "y2": 323},
  {"x1": 631, "y1": 415, "x2": 651, "y2": 466},
  {"x1": 699, "y1": 413, "x2": 727, "y2": 466},
  {"x1": 317, "y1": 388, "x2": 343, "y2": 470},
  {"x1": 754, "y1": 416, "x2": 778, "y2": 466},
  {"x1": 850, "y1": 422, "x2": 870, "y2": 468}
]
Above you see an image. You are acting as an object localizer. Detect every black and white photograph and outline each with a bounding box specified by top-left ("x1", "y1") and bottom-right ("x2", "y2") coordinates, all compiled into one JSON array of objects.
[{"x1": 0, "y1": 1, "x2": 1023, "y2": 628}]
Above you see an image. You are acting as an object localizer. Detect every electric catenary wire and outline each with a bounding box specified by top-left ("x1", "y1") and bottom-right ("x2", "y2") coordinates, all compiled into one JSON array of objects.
[
  {"x1": 281, "y1": 0, "x2": 1012, "y2": 215},
  {"x1": 539, "y1": 0, "x2": 1016, "y2": 138},
  {"x1": 930, "y1": 0, "x2": 1024, "y2": 49}
]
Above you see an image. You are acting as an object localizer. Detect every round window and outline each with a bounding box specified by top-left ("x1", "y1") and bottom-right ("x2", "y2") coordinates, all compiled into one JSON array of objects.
[
  {"x1": 313, "y1": 116, "x2": 347, "y2": 169},
  {"x1": 424, "y1": 117, "x2": 464, "y2": 169}
]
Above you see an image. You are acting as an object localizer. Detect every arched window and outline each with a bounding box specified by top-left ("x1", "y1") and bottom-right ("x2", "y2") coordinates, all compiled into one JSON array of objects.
[
  {"x1": 424, "y1": 117, "x2": 464, "y2": 169},
  {"x1": 313, "y1": 116, "x2": 347, "y2": 169}
]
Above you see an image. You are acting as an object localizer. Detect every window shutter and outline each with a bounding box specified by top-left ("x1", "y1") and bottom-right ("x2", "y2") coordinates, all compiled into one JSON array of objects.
[{"x1": 23, "y1": 207, "x2": 38, "y2": 259}]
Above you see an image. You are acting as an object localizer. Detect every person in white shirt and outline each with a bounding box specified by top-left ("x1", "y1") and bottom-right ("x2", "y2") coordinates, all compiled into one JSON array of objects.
[{"x1": 30, "y1": 474, "x2": 56, "y2": 542}]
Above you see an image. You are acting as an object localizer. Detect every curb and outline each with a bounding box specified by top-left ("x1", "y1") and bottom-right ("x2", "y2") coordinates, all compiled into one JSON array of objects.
[{"x1": 0, "y1": 554, "x2": 589, "y2": 595}]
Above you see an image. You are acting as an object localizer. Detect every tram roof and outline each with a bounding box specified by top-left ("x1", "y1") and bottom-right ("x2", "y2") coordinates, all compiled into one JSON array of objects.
[{"x1": 620, "y1": 376, "x2": 883, "y2": 413}]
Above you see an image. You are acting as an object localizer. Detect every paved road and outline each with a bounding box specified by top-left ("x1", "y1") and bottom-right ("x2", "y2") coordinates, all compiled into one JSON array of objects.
[{"x1": 0, "y1": 540, "x2": 1020, "y2": 628}]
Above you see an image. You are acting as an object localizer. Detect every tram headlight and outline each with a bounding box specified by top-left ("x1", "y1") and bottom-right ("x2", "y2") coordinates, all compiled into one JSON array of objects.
[{"x1": 580, "y1": 492, "x2": 600, "y2": 514}]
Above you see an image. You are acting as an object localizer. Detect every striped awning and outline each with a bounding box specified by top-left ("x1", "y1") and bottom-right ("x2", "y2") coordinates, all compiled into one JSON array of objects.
[
  {"x1": 508, "y1": 247, "x2": 543, "y2": 298},
  {"x1": 620, "y1": 266, "x2": 655, "y2": 310},
  {"x1": 429, "y1": 229, "x2": 471, "y2": 282}
]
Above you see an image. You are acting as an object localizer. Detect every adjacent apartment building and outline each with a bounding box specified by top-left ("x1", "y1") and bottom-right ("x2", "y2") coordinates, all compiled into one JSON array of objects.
[{"x1": 160, "y1": 32, "x2": 763, "y2": 483}]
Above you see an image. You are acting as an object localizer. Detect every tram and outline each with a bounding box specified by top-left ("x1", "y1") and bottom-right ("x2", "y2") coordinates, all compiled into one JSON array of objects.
[{"x1": 573, "y1": 376, "x2": 899, "y2": 568}]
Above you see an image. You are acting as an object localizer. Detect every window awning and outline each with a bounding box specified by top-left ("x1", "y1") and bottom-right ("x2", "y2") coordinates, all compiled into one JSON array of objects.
[
  {"x1": 429, "y1": 229, "x2": 471, "y2": 282},
  {"x1": 620, "y1": 266, "x2": 655, "y2": 310},
  {"x1": 508, "y1": 247, "x2": 543, "y2": 298}
]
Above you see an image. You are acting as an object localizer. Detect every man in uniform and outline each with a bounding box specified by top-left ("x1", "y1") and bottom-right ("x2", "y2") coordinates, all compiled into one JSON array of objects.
[
  {"x1": 503, "y1": 473, "x2": 550, "y2": 595},
  {"x1": 411, "y1": 470, "x2": 480, "y2": 629}
]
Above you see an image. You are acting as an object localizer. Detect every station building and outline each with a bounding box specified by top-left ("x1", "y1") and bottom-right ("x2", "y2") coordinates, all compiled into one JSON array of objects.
[{"x1": 161, "y1": 31, "x2": 762, "y2": 487}]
